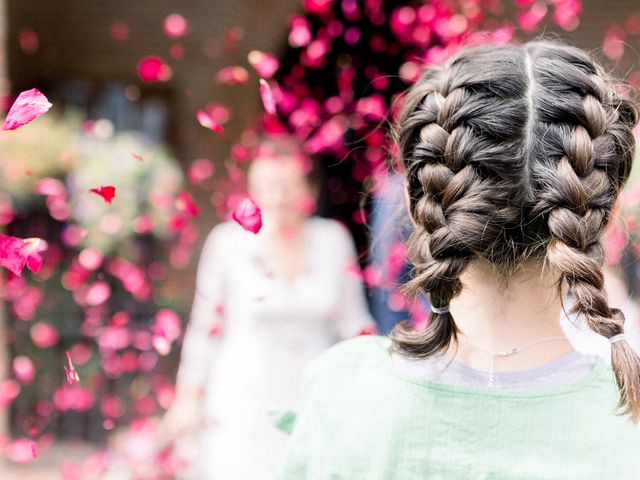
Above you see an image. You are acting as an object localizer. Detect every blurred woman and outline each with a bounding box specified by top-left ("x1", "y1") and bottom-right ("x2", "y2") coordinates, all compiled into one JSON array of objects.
[{"x1": 161, "y1": 134, "x2": 376, "y2": 479}]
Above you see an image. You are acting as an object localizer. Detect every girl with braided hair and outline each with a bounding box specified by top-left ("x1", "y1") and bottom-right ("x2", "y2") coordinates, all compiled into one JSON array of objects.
[{"x1": 272, "y1": 38, "x2": 640, "y2": 479}]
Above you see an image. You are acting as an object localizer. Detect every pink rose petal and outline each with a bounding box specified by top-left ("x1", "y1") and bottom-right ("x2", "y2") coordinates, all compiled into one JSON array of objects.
[
  {"x1": 138, "y1": 56, "x2": 172, "y2": 82},
  {"x1": 18, "y1": 29, "x2": 39, "y2": 54},
  {"x1": 89, "y1": 185, "x2": 116, "y2": 203},
  {"x1": 31, "y1": 323, "x2": 60, "y2": 348},
  {"x1": 163, "y1": 14, "x2": 189, "y2": 39},
  {"x1": 0, "y1": 234, "x2": 48, "y2": 276},
  {"x1": 109, "y1": 20, "x2": 130, "y2": 41},
  {"x1": 259, "y1": 79, "x2": 277, "y2": 115},
  {"x1": 197, "y1": 110, "x2": 224, "y2": 133},
  {"x1": 215, "y1": 66, "x2": 249, "y2": 85},
  {"x1": 2, "y1": 88, "x2": 52, "y2": 131},
  {"x1": 232, "y1": 197, "x2": 263, "y2": 234},
  {"x1": 64, "y1": 351, "x2": 80, "y2": 385},
  {"x1": 188, "y1": 158, "x2": 215, "y2": 184},
  {"x1": 0, "y1": 380, "x2": 21, "y2": 408},
  {"x1": 12, "y1": 356, "x2": 35, "y2": 384},
  {"x1": 247, "y1": 50, "x2": 280, "y2": 78}
]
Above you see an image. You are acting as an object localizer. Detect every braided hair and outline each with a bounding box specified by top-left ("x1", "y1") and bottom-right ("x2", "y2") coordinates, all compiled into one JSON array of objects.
[{"x1": 390, "y1": 38, "x2": 640, "y2": 422}]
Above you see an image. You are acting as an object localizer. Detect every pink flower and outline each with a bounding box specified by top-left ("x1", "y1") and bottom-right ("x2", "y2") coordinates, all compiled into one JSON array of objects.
[
  {"x1": 247, "y1": 50, "x2": 279, "y2": 78},
  {"x1": 89, "y1": 185, "x2": 116, "y2": 203},
  {"x1": 63, "y1": 351, "x2": 80, "y2": 385},
  {"x1": 0, "y1": 234, "x2": 48, "y2": 276},
  {"x1": 138, "y1": 56, "x2": 172, "y2": 82},
  {"x1": 2, "y1": 88, "x2": 52, "y2": 131},
  {"x1": 232, "y1": 197, "x2": 263, "y2": 234}
]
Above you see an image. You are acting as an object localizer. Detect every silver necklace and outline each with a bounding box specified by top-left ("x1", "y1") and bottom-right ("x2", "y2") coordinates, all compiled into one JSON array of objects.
[{"x1": 457, "y1": 335, "x2": 570, "y2": 387}]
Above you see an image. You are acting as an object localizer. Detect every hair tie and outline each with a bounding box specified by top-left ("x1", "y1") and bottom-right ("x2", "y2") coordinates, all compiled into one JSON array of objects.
[
  {"x1": 431, "y1": 304, "x2": 450, "y2": 314},
  {"x1": 608, "y1": 333, "x2": 626, "y2": 344}
]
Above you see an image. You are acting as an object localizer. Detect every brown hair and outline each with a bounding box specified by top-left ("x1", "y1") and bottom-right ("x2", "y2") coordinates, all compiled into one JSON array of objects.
[{"x1": 390, "y1": 38, "x2": 640, "y2": 422}]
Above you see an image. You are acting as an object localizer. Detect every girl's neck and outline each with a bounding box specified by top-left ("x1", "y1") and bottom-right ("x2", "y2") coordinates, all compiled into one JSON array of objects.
[
  {"x1": 442, "y1": 258, "x2": 575, "y2": 372},
  {"x1": 260, "y1": 216, "x2": 307, "y2": 240}
]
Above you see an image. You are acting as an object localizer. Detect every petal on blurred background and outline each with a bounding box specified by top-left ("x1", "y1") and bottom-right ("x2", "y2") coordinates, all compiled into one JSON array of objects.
[
  {"x1": 231, "y1": 197, "x2": 262, "y2": 234},
  {"x1": 215, "y1": 65, "x2": 249, "y2": 85},
  {"x1": 89, "y1": 185, "x2": 116, "y2": 203},
  {"x1": 247, "y1": 50, "x2": 279, "y2": 78},
  {"x1": 64, "y1": 351, "x2": 80, "y2": 385},
  {"x1": 0, "y1": 234, "x2": 47, "y2": 276},
  {"x1": 197, "y1": 109, "x2": 224, "y2": 133},
  {"x1": 137, "y1": 56, "x2": 172, "y2": 82},
  {"x1": 188, "y1": 158, "x2": 215, "y2": 184},
  {"x1": 259, "y1": 79, "x2": 277, "y2": 115},
  {"x1": 2, "y1": 88, "x2": 52, "y2": 131},
  {"x1": 12, "y1": 356, "x2": 35, "y2": 384},
  {"x1": 163, "y1": 13, "x2": 189, "y2": 39}
]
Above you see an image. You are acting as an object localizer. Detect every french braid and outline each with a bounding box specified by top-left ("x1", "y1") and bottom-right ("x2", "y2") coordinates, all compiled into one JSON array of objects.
[{"x1": 525, "y1": 41, "x2": 640, "y2": 421}]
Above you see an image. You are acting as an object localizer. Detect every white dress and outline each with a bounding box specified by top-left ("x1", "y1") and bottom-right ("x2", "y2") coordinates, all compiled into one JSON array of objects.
[{"x1": 174, "y1": 216, "x2": 377, "y2": 479}]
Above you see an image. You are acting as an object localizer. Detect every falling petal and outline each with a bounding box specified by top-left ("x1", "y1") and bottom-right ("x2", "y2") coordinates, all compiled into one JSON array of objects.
[
  {"x1": 89, "y1": 185, "x2": 116, "y2": 203},
  {"x1": 232, "y1": 197, "x2": 262, "y2": 234},
  {"x1": 188, "y1": 158, "x2": 215, "y2": 184},
  {"x1": 215, "y1": 66, "x2": 249, "y2": 85},
  {"x1": 517, "y1": 2, "x2": 548, "y2": 32},
  {"x1": 0, "y1": 380, "x2": 20, "y2": 408},
  {"x1": 64, "y1": 351, "x2": 80, "y2": 385},
  {"x1": 138, "y1": 56, "x2": 172, "y2": 82},
  {"x1": 18, "y1": 28, "x2": 39, "y2": 54},
  {"x1": 163, "y1": 14, "x2": 189, "y2": 39},
  {"x1": 12, "y1": 356, "x2": 35, "y2": 384},
  {"x1": 0, "y1": 234, "x2": 48, "y2": 276},
  {"x1": 259, "y1": 79, "x2": 277, "y2": 115},
  {"x1": 197, "y1": 110, "x2": 224, "y2": 133},
  {"x1": 247, "y1": 50, "x2": 280, "y2": 78},
  {"x1": 2, "y1": 88, "x2": 52, "y2": 131},
  {"x1": 30, "y1": 323, "x2": 60, "y2": 348},
  {"x1": 175, "y1": 191, "x2": 199, "y2": 217},
  {"x1": 289, "y1": 16, "x2": 312, "y2": 47},
  {"x1": 109, "y1": 20, "x2": 130, "y2": 41}
]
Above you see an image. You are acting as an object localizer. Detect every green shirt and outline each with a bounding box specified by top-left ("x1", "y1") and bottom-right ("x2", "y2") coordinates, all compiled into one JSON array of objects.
[{"x1": 270, "y1": 334, "x2": 640, "y2": 479}]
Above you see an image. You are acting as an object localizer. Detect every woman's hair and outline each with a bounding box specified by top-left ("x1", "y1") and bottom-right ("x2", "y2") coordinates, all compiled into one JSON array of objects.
[{"x1": 390, "y1": 38, "x2": 640, "y2": 422}]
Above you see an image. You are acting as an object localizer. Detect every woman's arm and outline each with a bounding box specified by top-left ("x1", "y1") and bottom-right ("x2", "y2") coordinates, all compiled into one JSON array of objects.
[
  {"x1": 174, "y1": 223, "x2": 227, "y2": 396},
  {"x1": 329, "y1": 222, "x2": 378, "y2": 341}
]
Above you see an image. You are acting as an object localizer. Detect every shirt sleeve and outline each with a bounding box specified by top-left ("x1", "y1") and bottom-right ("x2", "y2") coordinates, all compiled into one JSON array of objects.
[
  {"x1": 329, "y1": 222, "x2": 378, "y2": 340},
  {"x1": 175, "y1": 223, "x2": 227, "y2": 390}
]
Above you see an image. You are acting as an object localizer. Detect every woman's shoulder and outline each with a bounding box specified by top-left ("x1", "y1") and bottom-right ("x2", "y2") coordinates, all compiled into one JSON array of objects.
[
  {"x1": 205, "y1": 219, "x2": 245, "y2": 242},
  {"x1": 308, "y1": 216, "x2": 352, "y2": 238}
]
